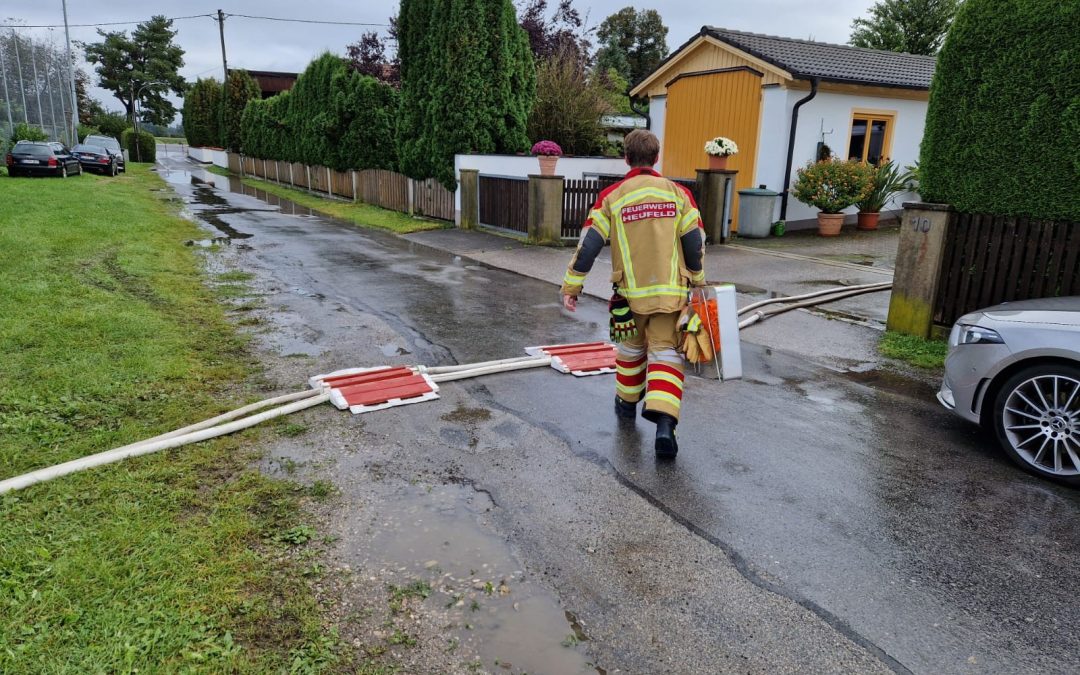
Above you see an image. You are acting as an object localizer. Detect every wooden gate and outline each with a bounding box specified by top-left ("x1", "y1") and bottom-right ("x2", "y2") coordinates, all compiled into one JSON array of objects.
[
  {"x1": 479, "y1": 175, "x2": 529, "y2": 234},
  {"x1": 413, "y1": 178, "x2": 454, "y2": 220},
  {"x1": 561, "y1": 176, "x2": 699, "y2": 240}
]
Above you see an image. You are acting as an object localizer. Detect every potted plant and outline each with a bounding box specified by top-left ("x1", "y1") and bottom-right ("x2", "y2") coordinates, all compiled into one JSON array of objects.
[
  {"x1": 531, "y1": 140, "x2": 563, "y2": 176},
  {"x1": 791, "y1": 159, "x2": 874, "y2": 236},
  {"x1": 855, "y1": 160, "x2": 910, "y2": 230},
  {"x1": 704, "y1": 136, "x2": 738, "y2": 170}
]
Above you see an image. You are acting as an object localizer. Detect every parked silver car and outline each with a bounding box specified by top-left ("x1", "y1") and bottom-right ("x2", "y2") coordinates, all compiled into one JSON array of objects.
[{"x1": 939, "y1": 297, "x2": 1080, "y2": 485}]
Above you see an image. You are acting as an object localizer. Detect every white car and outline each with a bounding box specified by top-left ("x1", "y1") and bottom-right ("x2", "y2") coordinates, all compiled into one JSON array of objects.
[{"x1": 938, "y1": 297, "x2": 1080, "y2": 485}]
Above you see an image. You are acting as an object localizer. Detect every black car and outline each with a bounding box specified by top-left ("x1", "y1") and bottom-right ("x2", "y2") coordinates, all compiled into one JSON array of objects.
[
  {"x1": 5, "y1": 141, "x2": 82, "y2": 178},
  {"x1": 82, "y1": 134, "x2": 125, "y2": 173},
  {"x1": 72, "y1": 144, "x2": 120, "y2": 176}
]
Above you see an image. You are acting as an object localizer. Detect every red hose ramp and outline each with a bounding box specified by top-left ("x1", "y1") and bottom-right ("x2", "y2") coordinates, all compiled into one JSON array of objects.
[
  {"x1": 526, "y1": 342, "x2": 618, "y2": 376},
  {"x1": 309, "y1": 366, "x2": 439, "y2": 414}
]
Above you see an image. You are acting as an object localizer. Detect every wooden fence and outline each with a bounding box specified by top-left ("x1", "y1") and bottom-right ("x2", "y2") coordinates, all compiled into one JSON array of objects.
[
  {"x1": 933, "y1": 212, "x2": 1079, "y2": 326},
  {"x1": 228, "y1": 153, "x2": 455, "y2": 222},
  {"x1": 479, "y1": 175, "x2": 529, "y2": 234}
]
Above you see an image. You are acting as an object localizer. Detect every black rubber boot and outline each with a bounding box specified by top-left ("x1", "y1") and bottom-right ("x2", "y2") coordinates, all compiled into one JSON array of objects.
[
  {"x1": 614, "y1": 396, "x2": 638, "y2": 420},
  {"x1": 654, "y1": 413, "x2": 679, "y2": 459}
]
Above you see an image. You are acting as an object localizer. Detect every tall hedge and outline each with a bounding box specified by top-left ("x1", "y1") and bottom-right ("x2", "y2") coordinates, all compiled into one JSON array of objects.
[
  {"x1": 397, "y1": 0, "x2": 535, "y2": 188},
  {"x1": 181, "y1": 78, "x2": 222, "y2": 148},
  {"x1": 919, "y1": 0, "x2": 1080, "y2": 220},
  {"x1": 238, "y1": 54, "x2": 397, "y2": 170},
  {"x1": 220, "y1": 69, "x2": 261, "y2": 152}
]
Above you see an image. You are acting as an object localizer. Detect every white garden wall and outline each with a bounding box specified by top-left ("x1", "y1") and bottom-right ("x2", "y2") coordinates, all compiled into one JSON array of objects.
[
  {"x1": 754, "y1": 88, "x2": 926, "y2": 228},
  {"x1": 188, "y1": 146, "x2": 229, "y2": 169},
  {"x1": 453, "y1": 153, "x2": 628, "y2": 215}
]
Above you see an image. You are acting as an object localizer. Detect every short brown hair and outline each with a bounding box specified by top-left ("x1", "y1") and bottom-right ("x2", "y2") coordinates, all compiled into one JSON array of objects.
[{"x1": 624, "y1": 129, "x2": 660, "y2": 167}]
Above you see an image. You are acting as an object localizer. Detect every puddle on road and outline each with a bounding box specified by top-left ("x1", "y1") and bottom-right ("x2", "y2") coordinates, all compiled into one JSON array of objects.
[
  {"x1": 359, "y1": 484, "x2": 601, "y2": 675},
  {"x1": 844, "y1": 368, "x2": 937, "y2": 401},
  {"x1": 380, "y1": 343, "x2": 412, "y2": 357},
  {"x1": 185, "y1": 237, "x2": 231, "y2": 247}
]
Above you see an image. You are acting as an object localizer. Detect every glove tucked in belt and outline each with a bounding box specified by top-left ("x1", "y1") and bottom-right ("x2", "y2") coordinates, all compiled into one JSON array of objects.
[{"x1": 609, "y1": 292, "x2": 638, "y2": 343}]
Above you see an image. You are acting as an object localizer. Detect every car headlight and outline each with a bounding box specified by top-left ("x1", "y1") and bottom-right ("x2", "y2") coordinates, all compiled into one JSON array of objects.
[{"x1": 953, "y1": 324, "x2": 1005, "y2": 346}]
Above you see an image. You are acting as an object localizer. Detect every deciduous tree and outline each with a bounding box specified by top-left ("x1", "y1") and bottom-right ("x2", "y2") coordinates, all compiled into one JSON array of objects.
[
  {"x1": 527, "y1": 45, "x2": 612, "y2": 156},
  {"x1": 518, "y1": 0, "x2": 589, "y2": 63},
  {"x1": 594, "y1": 7, "x2": 668, "y2": 86},
  {"x1": 849, "y1": 0, "x2": 962, "y2": 55},
  {"x1": 346, "y1": 31, "x2": 399, "y2": 86}
]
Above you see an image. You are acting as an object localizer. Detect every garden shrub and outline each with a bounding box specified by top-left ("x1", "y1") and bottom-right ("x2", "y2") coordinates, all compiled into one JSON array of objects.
[
  {"x1": 10, "y1": 123, "x2": 48, "y2": 144},
  {"x1": 77, "y1": 125, "x2": 101, "y2": 143},
  {"x1": 920, "y1": 0, "x2": 1080, "y2": 220},
  {"x1": 121, "y1": 128, "x2": 157, "y2": 162}
]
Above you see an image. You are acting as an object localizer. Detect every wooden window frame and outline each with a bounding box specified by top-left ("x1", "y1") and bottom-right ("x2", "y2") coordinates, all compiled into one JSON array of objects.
[{"x1": 846, "y1": 109, "x2": 897, "y2": 164}]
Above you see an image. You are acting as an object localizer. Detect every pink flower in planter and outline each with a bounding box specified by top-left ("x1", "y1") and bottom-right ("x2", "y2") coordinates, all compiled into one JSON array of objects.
[{"x1": 531, "y1": 140, "x2": 563, "y2": 157}]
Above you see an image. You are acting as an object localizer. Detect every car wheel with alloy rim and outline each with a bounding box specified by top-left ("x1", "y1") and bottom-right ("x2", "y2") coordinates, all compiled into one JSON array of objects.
[
  {"x1": 994, "y1": 363, "x2": 1080, "y2": 486},
  {"x1": 60, "y1": 165, "x2": 67, "y2": 178}
]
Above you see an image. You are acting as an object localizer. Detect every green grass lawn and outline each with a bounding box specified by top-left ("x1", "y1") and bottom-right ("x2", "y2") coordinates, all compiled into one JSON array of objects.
[
  {"x1": 154, "y1": 136, "x2": 188, "y2": 144},
  {"x1": 878, "y1": 331, "x2": 949, "y2": 369},
  {"x1": 0, "y1": 166, "x2": 342, "y2": 671},
  {"x1": 231, "y1": 172, "x2": 448, "y2": 235}
]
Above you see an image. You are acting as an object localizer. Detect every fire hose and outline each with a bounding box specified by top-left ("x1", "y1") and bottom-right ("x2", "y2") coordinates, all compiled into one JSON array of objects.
[{"x1": 0, "y1": 283, "x2": 891, "y2": 495}]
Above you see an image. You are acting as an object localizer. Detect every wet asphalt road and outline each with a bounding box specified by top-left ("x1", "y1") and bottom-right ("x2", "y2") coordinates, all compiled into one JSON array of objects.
[{"x1": 159, "y1": 150, "x2": 1079, "y2": 674}]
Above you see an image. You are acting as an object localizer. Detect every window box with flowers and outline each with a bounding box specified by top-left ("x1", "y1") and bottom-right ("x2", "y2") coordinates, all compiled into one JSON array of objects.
[
  {"x1": 531, "y1": 140, "x2": 563, "y2": 176},
  {"x1": 791, "y1": 159, "x2": 875, "y2": 236},
  {"x1": 704, "y1": 136, "x2": 738, "y2": 170}
]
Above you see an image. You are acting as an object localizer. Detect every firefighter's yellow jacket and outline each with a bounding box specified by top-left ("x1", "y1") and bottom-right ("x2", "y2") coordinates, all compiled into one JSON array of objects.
[{"x1": 560, "y1": 167, "x2": 705, "y2": 315}]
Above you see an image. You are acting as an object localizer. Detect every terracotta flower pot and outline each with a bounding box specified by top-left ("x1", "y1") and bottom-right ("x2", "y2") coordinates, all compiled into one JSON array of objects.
[
  {"x1": 857, "y1": 211, "x2": 880, "y2": 231},
  {"x1": 537, "y1": 155, "x2": 559, "y2": 176},
  {"x1": 817, "y1": 212, "x2": 845, "y2": 236},
  {"x1": 707, "y1": 154, "x2": 729, "y2": 170}
]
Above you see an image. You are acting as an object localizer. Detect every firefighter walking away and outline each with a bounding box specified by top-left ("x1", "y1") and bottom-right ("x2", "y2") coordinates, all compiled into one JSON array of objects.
[{"x1": 560, "y1": 129, "x2": 706, "y2": 459}]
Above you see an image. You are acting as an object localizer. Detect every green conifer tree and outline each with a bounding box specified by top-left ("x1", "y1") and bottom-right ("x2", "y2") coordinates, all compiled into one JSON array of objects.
[{"x1": 220, "y1": 69, "x2": 261, "y2": 152}]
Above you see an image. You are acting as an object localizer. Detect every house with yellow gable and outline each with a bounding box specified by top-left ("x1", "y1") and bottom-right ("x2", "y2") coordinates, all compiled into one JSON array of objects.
[{"x1": 630, "y1": 26, "x2": 936, "y2": 230}]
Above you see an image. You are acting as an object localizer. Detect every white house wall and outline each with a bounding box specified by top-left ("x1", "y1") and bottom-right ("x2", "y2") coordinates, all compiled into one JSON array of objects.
[
  {"x1": 755, "y1": 88, "x2": 927, "y2": 228},
  {"x1": 650, "y1": 95, "x2": 667, "y2": 172}
]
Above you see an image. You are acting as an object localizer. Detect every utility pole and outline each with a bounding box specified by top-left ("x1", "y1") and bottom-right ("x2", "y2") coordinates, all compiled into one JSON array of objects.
[
  {"x1": 62, "y1": 0, "x2": 79, "y2": 138},
  {"x1": 217, "y1": 10, "x2": 228, "y2": 81}
]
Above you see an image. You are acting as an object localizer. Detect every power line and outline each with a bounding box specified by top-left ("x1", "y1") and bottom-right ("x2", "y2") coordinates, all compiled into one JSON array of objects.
[
  {"x1": 223, "y1": 13, "x2": 390, "y2": 27},
  {"x1": 0, "y1": 14, "x2": 214, "y2": 29}
]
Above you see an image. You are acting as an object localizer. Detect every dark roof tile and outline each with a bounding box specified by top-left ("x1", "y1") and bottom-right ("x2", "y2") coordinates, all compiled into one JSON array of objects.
[{"x1": 705, "y1": 27, "x2": 936, "y2": 89}]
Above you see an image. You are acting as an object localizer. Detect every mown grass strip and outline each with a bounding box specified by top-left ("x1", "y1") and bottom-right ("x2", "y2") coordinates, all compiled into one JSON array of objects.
[
  {"x1": 222, "y1": 170, "x2": 448, "y2": 235},
  {"x1": 0, "y1": 166, "x2": 342, "y2": 672},
  {"x1": 878, "y1": 331, "x2": 949, "y2": 369}
]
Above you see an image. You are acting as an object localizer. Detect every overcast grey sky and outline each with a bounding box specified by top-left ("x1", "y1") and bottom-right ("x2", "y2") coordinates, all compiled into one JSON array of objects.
[{"x1": 7, "y1": 0, "x2": 879, "y2": 120}]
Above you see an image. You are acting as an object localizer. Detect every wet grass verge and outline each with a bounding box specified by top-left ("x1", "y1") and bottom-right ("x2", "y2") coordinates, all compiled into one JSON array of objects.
[
  {"x1": 878, "y1": 331, "x2": 948, "y2": 369},
  {"x1": 0, "y1": 166, "x2": 347, "y2": 671},
  {"x1": 232, "y1": 171, "x2": 448, "y2": 235}
]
